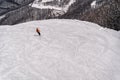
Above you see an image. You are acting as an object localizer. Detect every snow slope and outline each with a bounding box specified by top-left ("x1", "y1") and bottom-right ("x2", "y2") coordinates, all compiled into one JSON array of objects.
[{"x1": 0, "y1": 19, "x2": 120, "y2": 80}]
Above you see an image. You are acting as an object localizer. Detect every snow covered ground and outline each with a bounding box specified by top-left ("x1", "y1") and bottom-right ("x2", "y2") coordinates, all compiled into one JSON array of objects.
[{"x1": 0, "y1": 19, "x2": 120, "y2": 80}]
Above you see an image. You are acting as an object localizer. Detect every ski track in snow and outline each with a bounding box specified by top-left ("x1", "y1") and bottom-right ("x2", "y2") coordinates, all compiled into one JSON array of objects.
[{"x1": 0, "y1": 19, "x2": 120, "y2": 80}]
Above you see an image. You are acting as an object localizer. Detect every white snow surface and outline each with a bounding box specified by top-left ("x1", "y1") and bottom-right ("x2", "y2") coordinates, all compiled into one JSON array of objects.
[
  {"x1": 32, "y1": 4, "x2": 62, "y2": 10},
  {"x1": 91, "y1": 0, "x2": 97, "y2": 8},
  {"x1": 41, "y1": 0, "x2": 54, "y2": 3},
  {"x1": 0, "y1": 19, "x2": 120, "y2": 80},
  {"x1": 0, "y1": 15, "x2": 5, "y2": 20}
]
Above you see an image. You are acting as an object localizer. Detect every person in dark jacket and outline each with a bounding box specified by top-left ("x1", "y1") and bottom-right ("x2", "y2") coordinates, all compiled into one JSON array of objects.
[{"x1": 36, "y1": 27, "x2": 41, "y2": 36}]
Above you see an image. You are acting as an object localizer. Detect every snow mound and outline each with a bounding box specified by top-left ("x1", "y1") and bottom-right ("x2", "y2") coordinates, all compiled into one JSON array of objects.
[{"x1": 0, "y1": 19, "x2": 120, "y2": 80}]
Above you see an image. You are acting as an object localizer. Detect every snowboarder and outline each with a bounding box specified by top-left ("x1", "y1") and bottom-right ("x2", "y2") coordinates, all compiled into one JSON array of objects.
[{"x1": 36, "y1": 27, "x2": 41, "y2": 36}]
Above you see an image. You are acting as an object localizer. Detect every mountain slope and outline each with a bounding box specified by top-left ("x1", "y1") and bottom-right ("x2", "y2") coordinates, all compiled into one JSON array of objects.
[
  {"x1": 60, "y1": 0, "x2": 120, "y2": 30},
  {"x1": 0, "y1": 19, "x2": 120, "y2": 80}
]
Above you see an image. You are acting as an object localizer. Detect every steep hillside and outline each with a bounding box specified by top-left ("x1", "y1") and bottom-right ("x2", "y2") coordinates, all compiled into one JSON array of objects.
[
  {"x1": 0, "y1": 0, "x2": 71, "y2": 25},
  {"x1": 0, "y1": 19, "x2": 120, "y2": 80},
  {"x1": 60, "y1": 0, "x2": 120, "y2": 30}
]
